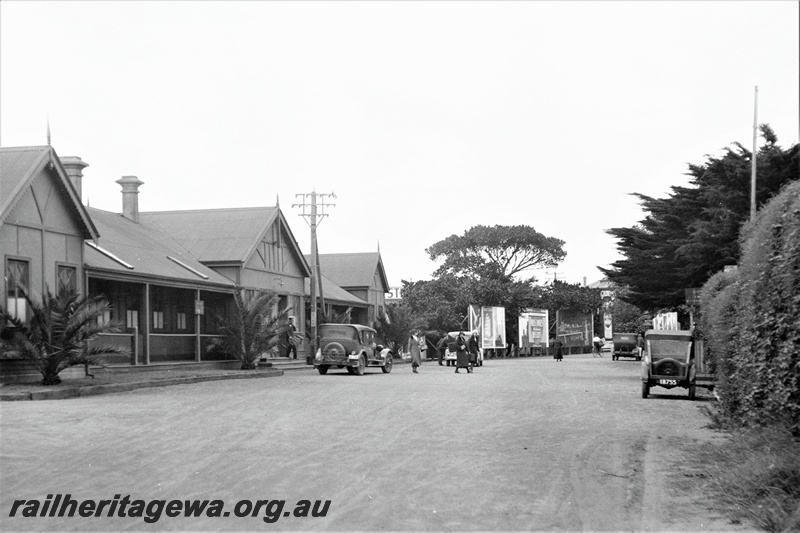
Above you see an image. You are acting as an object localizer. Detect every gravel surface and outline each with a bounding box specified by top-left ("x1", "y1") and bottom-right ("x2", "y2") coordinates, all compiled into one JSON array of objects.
[{"x1": 0, "y1": 354, "x2": 754, "y2": 531}]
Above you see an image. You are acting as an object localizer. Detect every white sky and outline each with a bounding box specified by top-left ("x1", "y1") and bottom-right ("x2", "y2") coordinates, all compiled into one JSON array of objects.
[{"x1": 2, "y1": 1, "x2": 798, "y2": 289}]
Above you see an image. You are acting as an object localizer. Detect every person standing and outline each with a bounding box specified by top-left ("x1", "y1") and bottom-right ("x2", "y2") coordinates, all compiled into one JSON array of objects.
[
  {"x1": 553, "y1": 337, "x2": 563, "y2": 362},
  {"x1": 285, "y1": 317, "x2": 298, "y2": 359},
  {"x1": 408, "y1": 332, "x2": 422, "y2": 373},
  {"x1": 455, "y1": 331, "x2": 471, "y2": 373},
  {"x1": 637, "y1": 333, "x2": 645, "y2": 360},
  {"x1": 468, "y1": 330, "x2": 480, "y2": 370}
]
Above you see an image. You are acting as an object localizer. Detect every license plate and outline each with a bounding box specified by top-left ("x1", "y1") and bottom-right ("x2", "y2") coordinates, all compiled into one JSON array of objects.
[{"x1": 658, "y1": 379, "x2": 678, "y2": 386}]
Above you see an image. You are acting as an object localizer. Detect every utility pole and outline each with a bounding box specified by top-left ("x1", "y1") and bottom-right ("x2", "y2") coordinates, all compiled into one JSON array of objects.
[
  {"x1": 293, "y1": 190, "x2": 336, "y2": 364},
  {"x1": 751, "y1": 85, "x2": 759, "y2": 221}
]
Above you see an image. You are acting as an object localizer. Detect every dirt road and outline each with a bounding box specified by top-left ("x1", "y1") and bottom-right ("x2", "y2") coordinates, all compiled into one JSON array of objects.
[{"x1": 0, "y1": 354, "x2": 752, "y2": 531}]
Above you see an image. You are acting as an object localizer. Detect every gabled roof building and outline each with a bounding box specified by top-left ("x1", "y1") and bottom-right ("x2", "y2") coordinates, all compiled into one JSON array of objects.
[{"x1": 306, "y1": 252, "x2": 390, "y2": 327}]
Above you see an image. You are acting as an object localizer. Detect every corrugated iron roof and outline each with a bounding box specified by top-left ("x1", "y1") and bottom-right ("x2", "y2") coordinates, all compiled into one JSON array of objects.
[
  {"x1": 85, "y1": 207, "x2": 236, "y2": 289},
  {"x1": 305, "y1": 273, "x2": 367, "y2": 306},
  {"x1": 0, "y1": 146, "x2": 98, "y2": 238},
  {"x1": 141, "y1": 207, "x2": 277, "y2": 263},
  {"x1": 308, "y1": 252, "x2": 389, "y2": 290}
]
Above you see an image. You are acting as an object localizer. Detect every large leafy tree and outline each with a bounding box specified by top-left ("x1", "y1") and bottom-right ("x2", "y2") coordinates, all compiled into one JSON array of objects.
[
  {"x1": 602, "y1": 125, "x2": 799, "y2": 311},
  {"x1": 426, "y1": 225, "x2": 566, "y2": 282}
]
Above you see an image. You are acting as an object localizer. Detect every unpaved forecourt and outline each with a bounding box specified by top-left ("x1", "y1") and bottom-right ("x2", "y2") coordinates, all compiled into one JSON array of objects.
[{"x1": 0, "y1": 354, "x2": 755, "y2": 531}]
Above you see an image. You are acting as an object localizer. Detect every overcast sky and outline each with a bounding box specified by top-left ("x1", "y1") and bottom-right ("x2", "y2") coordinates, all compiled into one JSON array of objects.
[{"x1": 2, "y1": 1, "x2": 798, "y2": 290}]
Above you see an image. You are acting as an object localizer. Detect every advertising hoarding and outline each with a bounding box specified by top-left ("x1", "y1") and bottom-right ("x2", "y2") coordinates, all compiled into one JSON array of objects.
[
  {"x1": 480, "y1": 306, "x2": 506, "y2": 350},
  {"x1": 519, "y1": 309, "x2": 548, "y2": 349},
  {"x1": 556, "y1": 309, "x2": 592, "y2": 348}
]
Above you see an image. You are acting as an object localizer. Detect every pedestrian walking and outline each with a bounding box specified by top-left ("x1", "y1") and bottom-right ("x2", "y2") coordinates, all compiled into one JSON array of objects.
[
  {"x1": 592, "y1": 335, "x2": 604, "y2": 358},
  {"x1": 468, "y1": 330, "x2": 480, "y2": 370},
  {"x1": 408, "y1": 332, "x2": 423, "y2": 373},
  {"x1": 455, "y1": 331, "x2": 472, "y2": 373},
  {"x1": 553, "y1": 337, "x2": 563, "y2": 362},
  {"x1": 637, "y1": 333, "x2": 645, "y2": 360}
]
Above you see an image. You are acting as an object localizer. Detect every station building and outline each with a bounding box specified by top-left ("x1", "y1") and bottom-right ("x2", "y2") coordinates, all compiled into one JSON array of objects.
[{"x1": 1, "y1": 144, "x2": 390, "y2": 380}]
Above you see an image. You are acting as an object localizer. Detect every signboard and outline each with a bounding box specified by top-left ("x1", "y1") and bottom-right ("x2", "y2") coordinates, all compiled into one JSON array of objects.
[
  {"x1": 653, "y1": 312, "x2": 679, "y2": 330},
  {"x1": 603, "y1": 312, "x2": 613, "y2": 338},
  {"x1": 685, "y1": 288, "x2": 702, "y2": 306},
  {"x1": 386, "y1": 287, "x2": 402, "y2": 300},
  {"x1": 480, "y1": 306, "x2": 506, "y2": 349},
  {"x1": 519, "y1": 309, "x2": 548, "y2": 349},
  {"x1": 556, "y1": 309, "x2": 592, "y2": 348},
  {"x1": 194, "y1": 300, "x2": 204, "y2": 315},
  {"x1": 468, "y1": 304, "x2": 481, "y2": 336}
]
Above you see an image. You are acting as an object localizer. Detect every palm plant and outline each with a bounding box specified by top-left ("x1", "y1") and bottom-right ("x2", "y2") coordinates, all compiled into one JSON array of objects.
[
  {"x1": 0, "y1": 290, "x2": 130, "y2": 385},
  {"x1": 218, "y1": 289, "x2": 300, "y2": 370},
  {"x1": 376, "y1": 303, "x2": 427, "y2": 356}
]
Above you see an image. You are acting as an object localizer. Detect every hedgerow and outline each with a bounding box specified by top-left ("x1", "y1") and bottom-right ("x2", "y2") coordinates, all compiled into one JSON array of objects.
[{"x1": 700, "y1": 181, "x2": 800, "y2": 432}]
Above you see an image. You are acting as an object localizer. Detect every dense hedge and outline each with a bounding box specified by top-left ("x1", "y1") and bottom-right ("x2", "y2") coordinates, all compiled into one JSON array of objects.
[{"x1": 699, "y1": 181, "x2": 800, "y2": 432}]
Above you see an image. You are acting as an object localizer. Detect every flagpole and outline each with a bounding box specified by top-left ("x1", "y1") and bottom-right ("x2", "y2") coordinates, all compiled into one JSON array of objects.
[{"x1": 750, "y1": 85, "x2": 758, "y2": 220}]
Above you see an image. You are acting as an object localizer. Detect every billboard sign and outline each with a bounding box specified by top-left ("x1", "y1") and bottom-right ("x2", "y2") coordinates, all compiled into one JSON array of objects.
[
  {"x1": 480, "y1": 306, "x2": 506, "y2": 349},
  {"x1": 556, "y1": 309, "x2": 592, "y2": 348},
  {"x1": 519, "y1": 309, "x2": 548, "y2": 349}
]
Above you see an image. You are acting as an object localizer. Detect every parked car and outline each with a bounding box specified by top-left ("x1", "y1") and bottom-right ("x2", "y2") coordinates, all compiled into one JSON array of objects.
[
  {"x1": 314, "y1": 324, "x2": 393, "y2": 375},
  {"x1": 443, "y1": 331, "x2": 483, "y2": 367},
  {"x1": 611, "y1": 333, "x2": 640, "y2": 361},
  {"x1": 641, "y1": 329, "x2": 696, "y2": 400}
]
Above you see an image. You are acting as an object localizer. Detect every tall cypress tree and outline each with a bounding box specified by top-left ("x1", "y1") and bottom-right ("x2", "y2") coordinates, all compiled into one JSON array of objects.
[{"x1": 602, "y1": 125, "x2": 799, "y2": 311}]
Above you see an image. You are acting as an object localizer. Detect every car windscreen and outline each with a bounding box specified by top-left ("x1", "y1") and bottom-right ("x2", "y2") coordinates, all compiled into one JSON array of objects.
[
  {"x1": 648, "y1": 339, "x2": 691, "y2": 360},
  {"x1": 319, "y1": 325, "x2": 358, "y2": 341}
]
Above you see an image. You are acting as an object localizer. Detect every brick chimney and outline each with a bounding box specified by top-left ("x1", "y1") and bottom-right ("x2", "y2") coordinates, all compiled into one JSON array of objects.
[
  {"x1": 60, "y1": 156, "x2": 89, "y2": 200},
  {"x1": 115, "y1": 176, "x2": 144, "y2": 222}
]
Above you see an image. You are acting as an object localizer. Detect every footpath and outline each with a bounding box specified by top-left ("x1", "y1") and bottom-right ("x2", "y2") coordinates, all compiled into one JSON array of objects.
[{"x1": 0, "y1": 359, "x2": 313, "y2": 402}]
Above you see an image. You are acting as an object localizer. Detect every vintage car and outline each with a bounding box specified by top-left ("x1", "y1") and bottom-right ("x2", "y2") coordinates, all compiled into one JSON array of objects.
[
  {"x1": 314, "y1": 324, "x2": 393, "y2": 375},
  {"x1": 443, "y1": 331, "x2": 483, "y2": 367},
  {"x1": 612, "y1": 332, "x2": 640, "y2": 361},
  {"x1": 641, "y1": 329, "x2": 696, "y2": 400}
]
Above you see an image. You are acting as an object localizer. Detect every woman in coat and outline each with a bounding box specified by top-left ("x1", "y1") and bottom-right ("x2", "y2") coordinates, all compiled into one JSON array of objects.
[
  {"x1": 553, "y1": 337, "x2": 563, "y2": 362},
  {"x1": 408, "y1": 332, "x2": 423, "y2": 373},
  {"x1": 468, "y1": 330, "x2": 480, "y2": 370},
  {"x1": 455, "y1": 331, "x2": 472, "y2": 373}
]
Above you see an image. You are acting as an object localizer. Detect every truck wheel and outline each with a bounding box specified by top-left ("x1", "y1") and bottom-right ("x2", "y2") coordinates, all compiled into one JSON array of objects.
[
  {"x1": 688, "y1": 384, "x2": 696, "y2": 401},
  {"x1": 382, "y1": 356, "x2": 393, "y2": 373},
  {"x1": 642, "y1": 382, "x2": 649, "y2": 398},
  {"x1": 354, "y1": 355, "x2": 366, "y2": 375},
  {"x1": 317, "y1": 365, "x2": 329, "y2": 375}
]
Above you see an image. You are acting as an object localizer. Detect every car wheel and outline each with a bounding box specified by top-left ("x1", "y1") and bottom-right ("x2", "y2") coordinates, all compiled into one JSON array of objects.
[
  {"x1": 354, "y1": 354, "x2": 366, "y2": 375},
  {"x1": 346, "y1": 367, "x2": 355, "y2": 375},
  {"x1": 317, "y1": 365, "x2": 329, "y2": 375},
  {"x1": 382, "y1": 356, "x2": 393, "y2": 373},
  {"x1": 642, "y1": 381, "x2": 649, "y2": 398},
  {"x1": 688, "y1": 384, "x2": 696, "y2": 401}
]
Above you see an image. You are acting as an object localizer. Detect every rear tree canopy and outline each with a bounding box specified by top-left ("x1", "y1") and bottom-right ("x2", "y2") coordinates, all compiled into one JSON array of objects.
[
  {"x1": 426, "y1": 225, "x2": 566, "y2": 282},
  {"x1": 601, "y1": 125, "x2": 799, "y2": 311}
]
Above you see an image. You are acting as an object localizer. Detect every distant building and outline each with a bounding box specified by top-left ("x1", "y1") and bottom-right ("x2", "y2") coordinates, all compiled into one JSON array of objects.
[{"x1": 306, "y1": 252, "x2": 390, "y2": 328}]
